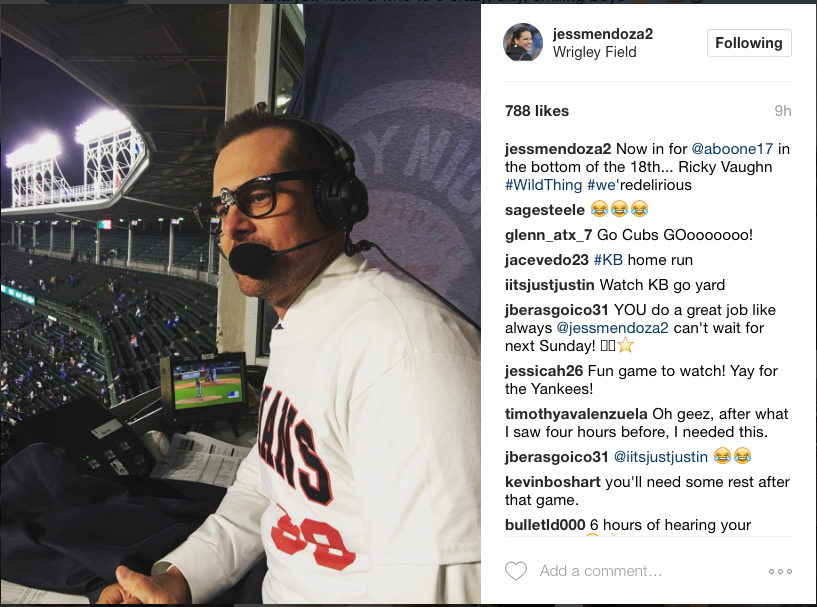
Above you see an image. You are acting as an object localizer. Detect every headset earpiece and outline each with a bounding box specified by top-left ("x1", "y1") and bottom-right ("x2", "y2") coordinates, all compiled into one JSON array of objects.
[
  {"x1": 270, "y1": 113, "x2": 368, "y2": 230},
  {"x1": 312, "y1": 173, "x2": 336, "y2": 229},
  {"x1": 313, "y1": 172, "x2": 369, "y2": 230},
  {"x1": 340, "y1": 175, "x2": 369, "y2": 223}
]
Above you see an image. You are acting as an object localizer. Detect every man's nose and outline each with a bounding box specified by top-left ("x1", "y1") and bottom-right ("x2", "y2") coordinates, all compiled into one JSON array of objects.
[{"x1": 219, "y1": 204, "x2": 255, "y2": 241}]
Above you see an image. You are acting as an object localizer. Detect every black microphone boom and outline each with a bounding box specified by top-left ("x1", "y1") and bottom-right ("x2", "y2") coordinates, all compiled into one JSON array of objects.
[{"x1": 228, "y1": 230, "x2": 342, "y2": 276}]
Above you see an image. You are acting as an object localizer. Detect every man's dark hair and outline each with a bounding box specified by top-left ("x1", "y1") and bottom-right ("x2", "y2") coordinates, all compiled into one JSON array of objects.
[{"x1": 214, "y1": 105, "x2": 339, "y2": 175}]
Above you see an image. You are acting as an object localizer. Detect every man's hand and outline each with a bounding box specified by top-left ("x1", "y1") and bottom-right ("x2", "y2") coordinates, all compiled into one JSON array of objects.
[{"x1": 96, "y1": 566, "x2": 191, "y2": 604}]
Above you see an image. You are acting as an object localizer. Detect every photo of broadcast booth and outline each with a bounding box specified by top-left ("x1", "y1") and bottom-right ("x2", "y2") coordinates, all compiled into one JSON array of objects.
[{"x1": 1, "y1": 4, "x2": 481, "y2": 605}]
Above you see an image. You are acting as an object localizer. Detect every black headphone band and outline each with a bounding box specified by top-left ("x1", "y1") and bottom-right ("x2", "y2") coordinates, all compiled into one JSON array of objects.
[{"x1": 273, "y1": 114, "x2": 354, "y2": 173}]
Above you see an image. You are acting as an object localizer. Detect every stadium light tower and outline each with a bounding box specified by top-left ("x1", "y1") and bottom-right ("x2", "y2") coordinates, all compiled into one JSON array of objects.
[
  {"x1": 3, "y1": 109, "x2": 147, "y2": 213},
  {"x1": 76, "y1": 109, "x2": 145, "y2": 200},
  {"x1": 6, "y1": 134, "x2": 69, "y2": 208}
]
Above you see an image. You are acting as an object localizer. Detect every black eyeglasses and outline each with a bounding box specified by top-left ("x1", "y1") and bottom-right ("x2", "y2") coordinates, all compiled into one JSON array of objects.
[{"x1": 194, "y1": 169, "x2": 325, "y2": 233}]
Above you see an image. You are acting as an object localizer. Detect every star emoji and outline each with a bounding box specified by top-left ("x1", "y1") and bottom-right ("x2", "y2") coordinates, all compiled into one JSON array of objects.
[{"x1": 617, "y1": 336, "x2": 634, "y2": 352}]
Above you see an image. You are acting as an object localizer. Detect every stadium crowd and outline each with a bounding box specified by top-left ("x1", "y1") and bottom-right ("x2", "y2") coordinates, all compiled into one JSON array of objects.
[{"x1": 1, "y1": 247, "x2": 219, "y2": 421}]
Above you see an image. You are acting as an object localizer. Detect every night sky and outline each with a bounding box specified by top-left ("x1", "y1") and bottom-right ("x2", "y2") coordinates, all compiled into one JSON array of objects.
[{"x1": 2, "y1": 37, "x2": 113, "y2": 210}]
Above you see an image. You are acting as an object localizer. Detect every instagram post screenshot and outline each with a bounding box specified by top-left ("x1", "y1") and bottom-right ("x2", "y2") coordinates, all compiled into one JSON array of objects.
[{"x1": 0, "y1": 1, "x2": 815, "y2": 605}]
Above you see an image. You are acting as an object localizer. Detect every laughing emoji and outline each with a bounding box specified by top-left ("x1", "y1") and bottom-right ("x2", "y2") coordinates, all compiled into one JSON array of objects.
[
  {"x1": 611, "y1": 200, "x2": 628, "y2": 217},
  {"x1": 631, "y1": 200, "x2": 648, "y2": 217},
  {"x1": 591, "y1": 200, "x2": 608, "y2": 217},
  {"x1": 734, "y1": 447, "x2": 751, "y2": 464},
  {"x1": 714, "y1": 447, "x2": 731, "y2": 464}
]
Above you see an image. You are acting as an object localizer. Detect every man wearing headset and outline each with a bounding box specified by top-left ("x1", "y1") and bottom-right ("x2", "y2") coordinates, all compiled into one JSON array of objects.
[{"x1": 97, "y1": 105, "x2": 481, "y2": 604}]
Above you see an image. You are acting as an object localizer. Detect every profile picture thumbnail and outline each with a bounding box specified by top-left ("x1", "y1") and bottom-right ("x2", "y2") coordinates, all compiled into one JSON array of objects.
[{"x1": 504, "y1": 23, "x2": 543, "y2": 62}]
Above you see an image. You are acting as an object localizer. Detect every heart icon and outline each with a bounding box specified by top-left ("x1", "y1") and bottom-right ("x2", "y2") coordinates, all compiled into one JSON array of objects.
[{"x1": 505, "y1": 561, "x2": 527, "y2": 581}]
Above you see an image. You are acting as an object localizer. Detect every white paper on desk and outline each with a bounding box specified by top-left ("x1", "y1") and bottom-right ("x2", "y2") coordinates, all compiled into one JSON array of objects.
[
  {"x1": 150, "y1": 450, "x2": 240, "y2": 487},
  {"x1": 1, "y1": 580, "x2": 89, "y2": 604},
  {"x1": 169, "y1": 431, "x2": 252, "y2": 460},
  {"x1": 148, "y1": 431, "x2": 250, "y2": 487}
]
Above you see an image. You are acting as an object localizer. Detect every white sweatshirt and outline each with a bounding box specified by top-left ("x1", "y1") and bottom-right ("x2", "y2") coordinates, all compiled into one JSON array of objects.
[{"x1": 155, "y1": 253, "x2": 481, "y2": 603}]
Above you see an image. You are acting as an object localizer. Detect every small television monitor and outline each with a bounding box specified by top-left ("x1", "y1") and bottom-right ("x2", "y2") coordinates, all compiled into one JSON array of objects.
[{"x1": 160, "y1": 352, "x2": 249, "y2": 427}]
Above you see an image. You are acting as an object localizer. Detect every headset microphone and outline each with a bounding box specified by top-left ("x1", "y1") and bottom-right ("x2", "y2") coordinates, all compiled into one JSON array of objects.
[{"x1": 228, "y1": 230, "x2": 341, "y2": 276}]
